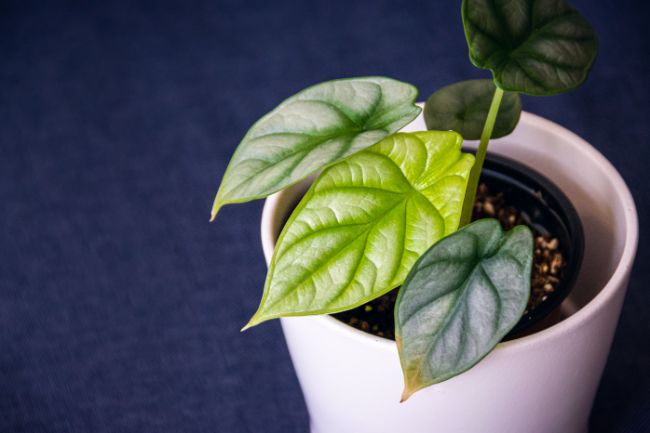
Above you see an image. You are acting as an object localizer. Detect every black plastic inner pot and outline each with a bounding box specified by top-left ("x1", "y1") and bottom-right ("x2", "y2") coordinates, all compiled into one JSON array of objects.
[{"x1": 479, "y1": 153, "x2": 584, "y2": 337}]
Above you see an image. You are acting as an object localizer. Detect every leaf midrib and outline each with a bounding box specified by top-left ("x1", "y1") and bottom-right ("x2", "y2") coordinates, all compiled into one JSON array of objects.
[
  {"x1": 410, "y1": 250, "x2": 513, "y2": 383},
  {"x1": 224, "y1": 131, "x2": 361, "y2": 197},
  {"x1": 403, "y1": 237, "x2": 487, "y2": 377},
  {"x1": 265, "y1": 197, "x2": 410, "y2": 313}
]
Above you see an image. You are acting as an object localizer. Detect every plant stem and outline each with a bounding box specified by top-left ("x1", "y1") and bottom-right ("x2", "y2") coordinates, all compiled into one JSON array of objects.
[{"x1": 459, "y1": 86, "x2": 505, "y2": 227}]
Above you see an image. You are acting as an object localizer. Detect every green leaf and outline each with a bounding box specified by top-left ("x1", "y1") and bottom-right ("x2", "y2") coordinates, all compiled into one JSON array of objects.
[
  {"x1": 211, "y1": 77, "x2": 421, "y2": 219},
  {"x1": 395, "y1": 219, "x2": 533, "y2": 401},
  {"x1": 462, "y1": 0, "x2": 598, "y2": 95},
  {"x1": 244, "y1": 131, "x2": 475, "y2": 328},
  {"x1": 424, "y1": 79, "x2": 521, "y2": 140}
]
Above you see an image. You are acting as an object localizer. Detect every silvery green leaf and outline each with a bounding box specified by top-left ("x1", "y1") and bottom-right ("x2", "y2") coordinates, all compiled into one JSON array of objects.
[
  {"x1": 211, "y1": 77, "x2": 421, "y2": 219},
  {"x1": 395, "y1": 219, "x2": 533, "y2": 400}
]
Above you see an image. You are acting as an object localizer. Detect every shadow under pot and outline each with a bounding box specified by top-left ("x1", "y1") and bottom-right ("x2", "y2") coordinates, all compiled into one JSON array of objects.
[{"x1": 331, "y1": 153, "x2": 585, "y2": 340}]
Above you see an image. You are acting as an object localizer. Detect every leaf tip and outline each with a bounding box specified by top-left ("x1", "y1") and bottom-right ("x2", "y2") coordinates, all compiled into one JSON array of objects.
[
  {"x1": 240, "y1": 320, "x2": 256, "y2": 332},
  {"x1": 399, "y1": 366, "x2": 423, "y2": 402},
  {"x1": 400, "y1": 386, "x2": 416, "y2": 403},
  {"x1": 241, "y1": 312, "x2": 265, "y2": 331},
  {"x1": 210, "y1": 194, "x2": 224, "y2": 222}
]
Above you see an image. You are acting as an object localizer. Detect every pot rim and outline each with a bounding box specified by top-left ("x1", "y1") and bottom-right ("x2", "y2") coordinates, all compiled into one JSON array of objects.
[{"x1": 260, "y1": 111, "x2": 639, "y2": 355}]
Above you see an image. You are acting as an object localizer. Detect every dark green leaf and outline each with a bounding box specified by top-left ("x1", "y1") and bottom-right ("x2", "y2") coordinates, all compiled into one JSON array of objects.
[
  {"x1": 244, "y1": 131, "x2": 475, "y2": 328},
  {"x1": 395, "y1": 219, "x2": 533, "y2": 400},
  {"x1": 424, "y1": 79, "x2": 521, "y2": 139},
  {"x1": 211, "y1": 77, "x2": 421, "y2": 219},
  {"x1": 462, "y1": 0, "x2": 598, "y2": 95}
]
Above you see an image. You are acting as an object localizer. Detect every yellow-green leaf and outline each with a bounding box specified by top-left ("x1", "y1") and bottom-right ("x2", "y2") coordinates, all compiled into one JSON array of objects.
[{"x1": 245, "y1": 131, "x2": 475, "y2": 328}]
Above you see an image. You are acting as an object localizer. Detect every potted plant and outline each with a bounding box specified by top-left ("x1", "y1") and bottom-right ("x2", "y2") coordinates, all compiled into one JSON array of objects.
[{"x1": 211, "y1": 1, "x2": 638, "y2": 432}]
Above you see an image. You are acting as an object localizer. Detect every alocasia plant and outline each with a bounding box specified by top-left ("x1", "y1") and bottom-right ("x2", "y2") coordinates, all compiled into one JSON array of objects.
[{"x1": 211, "y1": 0, "x2": 597, "y2": 401}]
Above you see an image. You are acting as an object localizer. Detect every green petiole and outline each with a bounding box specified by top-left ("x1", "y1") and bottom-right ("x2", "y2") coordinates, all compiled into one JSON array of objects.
[{"x1": 459, "y1": 86, "x2": 504, "y2": 227}]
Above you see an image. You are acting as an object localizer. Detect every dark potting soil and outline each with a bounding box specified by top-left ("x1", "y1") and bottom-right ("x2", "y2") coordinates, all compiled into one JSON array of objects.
[{"x1": 332, "y1": 182, "x2": 567, "y2": 340}]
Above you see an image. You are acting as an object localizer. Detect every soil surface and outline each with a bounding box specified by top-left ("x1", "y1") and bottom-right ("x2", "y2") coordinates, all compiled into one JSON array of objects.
[{"x1": 332, "y1": 182, "x2": 567, "y2": 340}]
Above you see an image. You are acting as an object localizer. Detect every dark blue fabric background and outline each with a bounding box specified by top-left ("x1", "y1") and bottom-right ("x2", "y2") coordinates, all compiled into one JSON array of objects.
[{"x1": 1, "y1": 0, "x2": 648, "y2": 432}]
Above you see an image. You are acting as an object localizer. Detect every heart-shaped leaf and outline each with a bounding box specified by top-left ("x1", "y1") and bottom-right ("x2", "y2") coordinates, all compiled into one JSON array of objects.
[
  {"x1": 395, "y1": 219, "x2": 533, "y2": 401},
  {"x1": 462, "y1": 0, "x2": 598, "y2": 95},
  {"x1": 424, "y1": 79, "x2": 521, "y2": 140},
  {"x1": 244, "y1": 131, "x2": 475, "y2": 328},
  {"x1": 211, "y1": 77, "x2": 421, "y2": 219}
]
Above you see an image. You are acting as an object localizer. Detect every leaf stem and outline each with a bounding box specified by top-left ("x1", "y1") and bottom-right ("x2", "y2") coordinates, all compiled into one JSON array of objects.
[{"x1": 459, "y1": 86, "x2": 504, "y2": 227}]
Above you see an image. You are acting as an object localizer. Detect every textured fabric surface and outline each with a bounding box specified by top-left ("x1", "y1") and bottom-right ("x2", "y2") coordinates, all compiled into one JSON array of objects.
[{"x1": 1, "y1": 1, "x2": 648, "y2": 432}]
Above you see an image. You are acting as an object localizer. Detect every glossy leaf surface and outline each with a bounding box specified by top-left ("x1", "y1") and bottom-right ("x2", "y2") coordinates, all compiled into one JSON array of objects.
[
  {"x1": 462, "y1": 0, "x2": 598, "y2": 95},
  {"x1": 245, "y1": 132, "x2": 475, "y2": 327},
  {"x1": 424, "y1": 79, "x2": 521, "y2": 140},
  {"x1": 211, "y1": 77, "x2": 421, "y2": 219},
  {"x1": 395, "y1": 219, "x2": 533, "y2": 400}
]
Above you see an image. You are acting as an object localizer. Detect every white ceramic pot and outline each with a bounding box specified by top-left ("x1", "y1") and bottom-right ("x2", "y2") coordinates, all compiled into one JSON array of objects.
[{"x1": 260, "y1": 112, "x2": 638, "y2": 433}]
